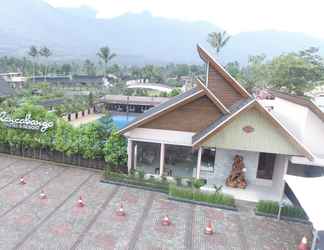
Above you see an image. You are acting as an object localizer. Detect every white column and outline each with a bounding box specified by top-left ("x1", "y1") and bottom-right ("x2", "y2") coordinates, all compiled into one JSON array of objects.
[
  {"x1": 127, "y1": 140, "x2": 133, "y2": 173},
  {"x1": 280, "y1": 156, "x2": 289, "y2": 200},
  {"x1": 311, "y1": 230, "x2": 318, "y2": 250},
  {"x1": 134, "y1": 144, "x2": 138, "y2": 170},
  {"x1": 196, "y1": 147, "x2": 203, "y2": 179},
  {"x1": 159, "y1": 143, "x2": 165, "y2": 176}
]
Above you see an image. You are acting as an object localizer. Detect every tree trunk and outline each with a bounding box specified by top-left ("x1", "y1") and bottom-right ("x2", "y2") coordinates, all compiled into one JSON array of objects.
[
  {"x1": 44, "y1": 64, "x2": 48, "y2": 82},
  {"x1": 33, "y1": 62, "x2": 35, "y2": 83}
]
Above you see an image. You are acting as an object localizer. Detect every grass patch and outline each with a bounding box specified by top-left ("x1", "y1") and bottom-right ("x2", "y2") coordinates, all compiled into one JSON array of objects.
[
  {"x1": 256, "y1": 200, "x2": 307, "y2": 220},
  {"x1": 169, "y1": 185, "x2": 235, "y2": 207}
]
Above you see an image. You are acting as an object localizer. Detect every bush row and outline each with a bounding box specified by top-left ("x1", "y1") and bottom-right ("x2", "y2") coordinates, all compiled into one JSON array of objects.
[
  {"x1": 104, "y1": 168, "x2": 170, "y2": 193},
  {"x1": 0, "y1": 103, "x2": 128, "y2": 168},
  {"x1": 256, "y1": 200, "x2": 307, "y2": 219}
]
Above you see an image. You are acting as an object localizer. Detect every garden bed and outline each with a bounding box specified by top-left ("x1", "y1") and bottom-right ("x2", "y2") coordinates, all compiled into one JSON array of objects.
[
  {"x1": 168, "y1": 185, "x2": 236, "y2": 210},
  {"x1": 168, "y1": 196, "x2": 237, "y2": 211},
  {"x1": 103, "y1": 170, "x2": 169, "y2": 193},
  {"x1": 255, "y1": 200, "x2": 309, "y2": 223}
]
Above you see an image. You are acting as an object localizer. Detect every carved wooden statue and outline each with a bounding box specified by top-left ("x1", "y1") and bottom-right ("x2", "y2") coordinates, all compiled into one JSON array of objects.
[{"x1": 225, "y1": 155, "x2": 247, "y2": 189}]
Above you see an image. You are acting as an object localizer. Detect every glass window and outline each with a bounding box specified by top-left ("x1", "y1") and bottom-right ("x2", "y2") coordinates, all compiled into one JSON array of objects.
[
  {"x1": 257, "y1": 153, "x2": 276, "y2": 180},
  {"x1": 201, "y1": 148, "x2": 216, "y2": 172}
]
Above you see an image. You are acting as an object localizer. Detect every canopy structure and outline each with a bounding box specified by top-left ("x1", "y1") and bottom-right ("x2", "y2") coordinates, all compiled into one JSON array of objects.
[
  {"x1": 285, "y1": 175, "x2": 324, "y2": 249},
  {"x1": 285, "y1": 175, "x2": 324, "y2": 230}
]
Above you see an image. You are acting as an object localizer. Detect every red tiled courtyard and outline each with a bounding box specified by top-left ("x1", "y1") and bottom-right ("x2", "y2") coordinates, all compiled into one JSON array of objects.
[{"x1": 0, "y1": 155, "x2": 312, "y2": 250}]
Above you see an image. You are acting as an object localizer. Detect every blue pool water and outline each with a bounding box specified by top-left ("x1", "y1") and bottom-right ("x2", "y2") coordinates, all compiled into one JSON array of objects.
[{"x1": 111, "y1": 115, "x2": 136, "y2": 129}]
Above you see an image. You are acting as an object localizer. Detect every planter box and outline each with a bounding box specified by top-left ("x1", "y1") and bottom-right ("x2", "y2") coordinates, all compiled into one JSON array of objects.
[
  {"x1": 168, "y1": 196, "x2": 237, "y2": 211},
  {"x1": 101, "y1": 179, "x2": 169, "y2": 194},
  {"x1": 255, "y1": 210, "x2": 310, "y2": 224}
]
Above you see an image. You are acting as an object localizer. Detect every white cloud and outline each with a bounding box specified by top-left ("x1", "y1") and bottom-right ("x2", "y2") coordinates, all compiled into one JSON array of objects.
[{"x1": 46, "y1": 0, "x2": 324, "y2": 38}]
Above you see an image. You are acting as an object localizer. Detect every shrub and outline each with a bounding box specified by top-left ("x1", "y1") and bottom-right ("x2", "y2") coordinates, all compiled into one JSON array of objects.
[
  {"x1": 192, "y1": 179, "x2": 205, "y2": 189},
  {"x1": 161, "y1": 176, "x2": 167, "y2": 183},
  {"x1": 169, "y1": 185, "x2": 235, "y2": 207},
  {"x1": 104, "y1": 169, "x2": 169, "y2": 193},
  {"x1": 103, "y1": 130, "x2": 127, "y2": 167},
  {"x1": 169, "y1": 185, "x2": 193, "y2": 200},
  {"x1": 256, "y1": 200, "x2": 307, "y2": 219},
  {"x1": 136, "y1": 170, "x2": 145, "y2": 180},
  {"x1": 175, "y1": 177, "x2": 182, "y2": 186}
]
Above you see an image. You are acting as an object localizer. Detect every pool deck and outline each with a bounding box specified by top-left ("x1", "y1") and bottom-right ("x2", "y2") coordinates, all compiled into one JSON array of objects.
[{"x1": 69, "y1": 114, "x2": 104, "y2": 127}]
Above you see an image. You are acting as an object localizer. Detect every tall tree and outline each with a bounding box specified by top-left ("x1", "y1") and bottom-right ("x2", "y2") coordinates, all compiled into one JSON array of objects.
[
  {"x1": 207, "y1": 31, "x2": 231, "y2": 57},
  {"x1": 268, "y1": 50, "x2": 324, "y2": 95},
  {"x1": 28, "y1": 46, "x2": 38, "y2": 83},
  {"x1": 240, "y1": 54, "x2": 271, "y2": 92},
  {"x1": 83, "y1": 59, "x2": 96, "y2": 76},
  {"x1": 39, "y1": 46, "x2": 52, "y2": 81},
  {"x1": 97, "y1": 46, "x2": 116, "y2": 78}
]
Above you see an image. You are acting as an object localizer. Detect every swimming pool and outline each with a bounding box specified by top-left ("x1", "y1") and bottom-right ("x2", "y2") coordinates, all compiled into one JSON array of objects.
[{"x1": 111, "y1": 114, "x2": 136, "y2": 129}]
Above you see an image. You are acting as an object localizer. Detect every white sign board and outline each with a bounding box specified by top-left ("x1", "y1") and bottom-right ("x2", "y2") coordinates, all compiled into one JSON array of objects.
[{"x1": 0, "y1": 112, "x2": 54, "y2": 132}]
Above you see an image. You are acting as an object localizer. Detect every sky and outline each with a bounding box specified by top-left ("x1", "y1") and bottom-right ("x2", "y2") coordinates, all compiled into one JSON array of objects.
[{"x1": 46, "y1": 0, "x2": 324, "y2": 39}]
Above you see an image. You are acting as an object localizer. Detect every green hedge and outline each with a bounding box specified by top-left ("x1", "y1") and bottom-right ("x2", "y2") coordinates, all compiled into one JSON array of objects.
[
  {"x1": 104, "y1": 169, "x2": 169, "y2": 193},
  {"x1": 169, "y1": 185, "x2": 235, "y2": 207},
  {"x1": 256, "y1": 200, "x2": 307, "y2": 220}
]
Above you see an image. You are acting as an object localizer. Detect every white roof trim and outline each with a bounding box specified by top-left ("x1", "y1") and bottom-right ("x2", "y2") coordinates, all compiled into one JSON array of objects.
[
  {"x1": 291, "y1": 155, "x2": 324, "y2": 167},
  {"x1": 119, "y1": 89, "x2": 204, "y2": 133}
]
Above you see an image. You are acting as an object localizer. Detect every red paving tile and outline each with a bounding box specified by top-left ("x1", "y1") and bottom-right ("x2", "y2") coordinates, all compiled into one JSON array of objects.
[{"x1": 0, "y1": 156, "x2": 313, "y2": 250}]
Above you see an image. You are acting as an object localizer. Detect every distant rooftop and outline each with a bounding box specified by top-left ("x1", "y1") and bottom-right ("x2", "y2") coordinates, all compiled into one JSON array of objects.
[{"x1": 100, "y1": 95, "x2": 169, "y2": 106}]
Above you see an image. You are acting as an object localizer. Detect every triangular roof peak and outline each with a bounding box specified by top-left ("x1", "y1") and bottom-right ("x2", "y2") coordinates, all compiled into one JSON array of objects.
[{"x1": 197, "y1": 44, "x2": 251, "y2": 100}]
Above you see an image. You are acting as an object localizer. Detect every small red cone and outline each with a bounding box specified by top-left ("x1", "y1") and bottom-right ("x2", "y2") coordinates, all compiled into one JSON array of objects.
[
  {"x1": 162, "y1": 215, "x2": 171, "y2": 226},
  {"x1": 204, "y1": 222, "x2": 213, "y2": 235},
  {"x1": 77, "y1": 196, "x2": 84, "y2": 207},
  {"x1": 39, "y1": 190, "x2": 47, "y2": 199},
  {"x1": 20, "y1": 176, "x2": 26, "y2": 185},
  {"x1": 298, "y1": 236, "x2": 310, "y2": 250},
  {"x1": 116, "y1": 203, "x2": 125, "y2": 216}
]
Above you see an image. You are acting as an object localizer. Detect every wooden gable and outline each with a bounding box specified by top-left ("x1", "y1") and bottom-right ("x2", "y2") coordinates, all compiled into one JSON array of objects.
[
  {"x1": 197, "y1": 45, "x2": 251, "y2": 108},
  {"x1": 207, "y1": 66, "x2": 244, "y2": 107},
  {"x1": 141, "y1": 95, "x2": 222, "y2": 132}
]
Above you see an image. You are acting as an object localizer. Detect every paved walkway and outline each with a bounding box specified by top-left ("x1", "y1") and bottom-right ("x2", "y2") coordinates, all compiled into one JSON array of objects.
[{"x1": 0, "y1": 155, "x2": 312, "y2": 250}]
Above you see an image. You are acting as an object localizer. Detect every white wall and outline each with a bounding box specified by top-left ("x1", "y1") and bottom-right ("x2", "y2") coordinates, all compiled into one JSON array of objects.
[
  {"x1": 303, "y1": 110, "x2": 324, "y2": 156},
  {"x1": 261, "y1": 98, "x2": 308, "y2": 141},
  {"x1": 201, "y1": 149, "x2": 288, "y2": 192},
  {"x1": 261, "y1": 97, "x2": 324, "y2": 157},
  {"x1": 272, "y1": 155, "x2": 288, "y2": 195},
  {"x1": 201, "y1": 149, "x2": 260, "y2": 185},
  {"x1": 124, "y1": 128, "x2": 195, "y2": 146}
]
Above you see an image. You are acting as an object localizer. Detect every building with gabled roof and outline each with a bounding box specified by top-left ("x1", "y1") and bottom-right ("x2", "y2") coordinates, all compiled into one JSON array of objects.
[{"x1": 119, "y1": 45, "x2": 317, "y2": 202}]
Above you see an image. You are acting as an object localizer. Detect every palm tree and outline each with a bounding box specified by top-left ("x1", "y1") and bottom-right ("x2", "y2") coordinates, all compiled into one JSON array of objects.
[
  {"x1": 28, "y1": 46, "x2": 38, "y2": 83},
  {"x1": 207, "y1": 31, "x2": 231, "y2": 57},
  {"x1": 97, "y1": 46, "x2": 116, "y2": 78},
  {"x1": 39, "y1": 46, "x2": 52, "y2": 81}
]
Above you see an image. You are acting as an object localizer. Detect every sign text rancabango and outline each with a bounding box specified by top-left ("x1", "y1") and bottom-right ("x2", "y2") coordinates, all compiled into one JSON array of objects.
[{"x1": 0, "y1": 112, "x2": 54, "y2": 132}]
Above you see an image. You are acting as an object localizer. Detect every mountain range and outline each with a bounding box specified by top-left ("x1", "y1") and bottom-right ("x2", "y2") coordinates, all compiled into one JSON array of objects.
[{"x1": 1, "y1": 0, "x2": 324, "y2": 65}]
